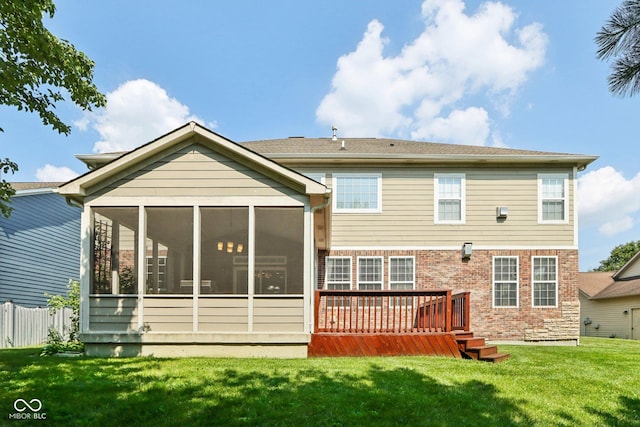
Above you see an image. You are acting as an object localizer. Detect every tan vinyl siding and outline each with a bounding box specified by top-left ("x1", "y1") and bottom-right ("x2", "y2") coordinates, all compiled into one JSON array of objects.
[
  {"x1": 198, "y1": 297, "x2": 249, "y2": 332},
  {"x1": 93, "y1": 143, "x2": 299, "y2": 199},
  {"x1": 580, "y1": 294, "x2": 640, "y2": 339},
  {"x1": 307, "y1": 166, "x2": 576, "y2": 247},
  {"x1": 252, "y1": 297, "x2": 305, "y2": 332},
  {"x1": 143, "y1": 297, "x2": 193, "y2": 332},
  {"x1": 89, "y1": 297, "x2": 138, "y2": 332},
  {"x1": 620, "y1": 261, "x2": 640, "y2": 279}
]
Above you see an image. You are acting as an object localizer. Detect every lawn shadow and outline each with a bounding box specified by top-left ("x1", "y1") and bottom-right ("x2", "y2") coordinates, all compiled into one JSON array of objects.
[
  {"x1": 586, "y1": 395, "x2": 640, "y2": 427},
  {"x1": 1, "y1": 352, "x2": 532, "y2": 427}
]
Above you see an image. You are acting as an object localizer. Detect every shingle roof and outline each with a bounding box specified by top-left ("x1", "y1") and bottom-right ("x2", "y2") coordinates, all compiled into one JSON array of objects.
[
  {"x1": 578, "y1": 271, "x2": 640, "y2": 299},
  {"x1": 240, "y1": 137, "x2": 598, "y2": 167},
  {"x1": 11, "y1": 182, "x2": 63, "y2": 191}
]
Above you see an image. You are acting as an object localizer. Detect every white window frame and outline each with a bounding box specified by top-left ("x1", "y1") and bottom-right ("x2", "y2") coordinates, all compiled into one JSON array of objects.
[
  {"x1": 532, "y1": 256, "x2": 558, "y2": 308},
  {"x1": 434, "y1": 173, "x2": 466, "y2": 224},
  {"x1": 357, "y1": 256, "x2": 384, "y2": 290},
  {"x1": 538, "y1": 173, "x2": 569, "y2": 224},
  {"x1": 332, "y1": 173, "x2": 382, "y2": 213},
  {"x1": 492, "y1": 256, "x2": 519, "y2": 308},
  {"x1": 325, "y1": 256, "x2": 352, "y2": 290},
  {"x1": 389, "y1": 256, "x2": 415, "y2": 290}
]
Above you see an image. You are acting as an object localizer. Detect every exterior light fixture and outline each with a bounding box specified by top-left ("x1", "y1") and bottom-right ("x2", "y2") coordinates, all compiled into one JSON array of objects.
[{"x1": 461, "y1": 242, "x2": 472, "y2": 260}]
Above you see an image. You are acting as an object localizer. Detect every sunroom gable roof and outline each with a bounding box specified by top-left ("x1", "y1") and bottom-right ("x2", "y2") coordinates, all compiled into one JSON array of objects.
[{"x1": 58, "y1": 122, "x2": 329, "y2": 202}]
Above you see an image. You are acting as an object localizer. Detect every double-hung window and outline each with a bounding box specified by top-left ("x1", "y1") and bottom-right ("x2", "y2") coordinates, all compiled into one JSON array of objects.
[
  {"x1": 538, "y1": 174, "x2": 568, "y2": 223},
  {"x1": 325, "y1": 257, "x2": 351, "y2": 290},
  {"x1": 435, "y1": 173, "x2": 465, "y2": 223},
  {"x1": 333, "y1": 174, "x2": 382, "y2": 213},
  {"x1": 357, "y1": 257, "x2": 383, "y2": 290},
  {"x1": 532, "y1": 256, "x2": 557, "y2": 307},
  {"x1": 493, "y1": 257, "x2": 518, "y2": 307},
  {"x1": 389, "y1": 256, "x2": 415, "y2": 307}
]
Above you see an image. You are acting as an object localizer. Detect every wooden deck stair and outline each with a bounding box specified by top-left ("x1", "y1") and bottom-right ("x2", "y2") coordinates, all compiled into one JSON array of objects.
[{"x1": 454, "y1": 332, "x2": 510, "y2": 363}]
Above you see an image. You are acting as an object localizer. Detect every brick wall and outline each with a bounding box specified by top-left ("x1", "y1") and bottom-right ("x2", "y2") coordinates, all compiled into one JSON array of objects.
[{"x1": 318, "y1": 248, "x2": 580, "y2": 342}]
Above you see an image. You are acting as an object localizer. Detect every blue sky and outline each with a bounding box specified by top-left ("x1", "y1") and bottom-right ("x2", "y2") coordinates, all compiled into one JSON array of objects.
[{"x1": 1, "y1": 0, "x2": 638, "y2": 271}]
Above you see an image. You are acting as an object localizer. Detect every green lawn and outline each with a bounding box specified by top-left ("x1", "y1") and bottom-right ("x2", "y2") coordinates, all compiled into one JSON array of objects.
[{"x1": 1, "y1": 337, "x2": 639, "y2": 426}]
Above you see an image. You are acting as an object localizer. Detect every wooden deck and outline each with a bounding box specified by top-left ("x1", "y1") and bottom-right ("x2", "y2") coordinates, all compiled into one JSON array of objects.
[{"x1": 309, "y1": 290, "x2": 508, "y2": 362}]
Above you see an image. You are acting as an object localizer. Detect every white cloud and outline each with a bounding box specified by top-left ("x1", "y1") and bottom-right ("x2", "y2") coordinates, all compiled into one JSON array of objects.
[
  {"x1": 75, "y1": 79, "x2": 204, "y2": 153},
  {"x1": 578, "y1": 166, "x2": 640, "y2": 236},
  {"x1": 35, "y1": 164, "x2": 79, "y2": 182},
  {"x1": 316, "y1": 0, "x2": 547, "y2": 144}
]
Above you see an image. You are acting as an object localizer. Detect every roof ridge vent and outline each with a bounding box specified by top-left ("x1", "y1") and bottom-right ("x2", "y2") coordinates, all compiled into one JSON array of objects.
[{"x1": 331, "y1": 126, "x2": 338, "y2": 141}]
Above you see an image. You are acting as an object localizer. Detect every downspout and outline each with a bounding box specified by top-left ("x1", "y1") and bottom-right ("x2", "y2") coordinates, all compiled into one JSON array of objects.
[{"x1": 309, "y1": 191, "x2": 331, "y2": 334}]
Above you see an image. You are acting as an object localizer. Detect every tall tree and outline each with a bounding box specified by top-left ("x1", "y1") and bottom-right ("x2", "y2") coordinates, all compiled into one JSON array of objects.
[
  {"x1": 595, "y1": 0, "x2": 640, "y2": 96},
  {"x1": 595, "y1": 240, "x2": 640, "y2": 271},
  {"x1": 0, "y1": 0, "x2": 106, "y2": 217}
]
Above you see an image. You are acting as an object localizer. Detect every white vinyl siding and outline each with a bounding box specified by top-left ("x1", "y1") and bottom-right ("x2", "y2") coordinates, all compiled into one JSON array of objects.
[
  {"x1": 538, "y1": 174, "x2": 568, "y2": 223},
  {"x1": 435, "y1": 173, "x2": 465, "y2": 224},
  {"x1": 333, "y1": 174, "x2": 382, "y2": 213},
  {"x1": 493, "y1": 256, "x2": 518, "y2": 307},
  {"x1": 532, "y1": 256, "x2": 558, "y2": 307}
]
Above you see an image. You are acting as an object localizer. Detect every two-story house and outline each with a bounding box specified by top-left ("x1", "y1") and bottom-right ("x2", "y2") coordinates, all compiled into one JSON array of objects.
[{"x1": 57, "y1": 122, "x2": 597, "y2": 357}]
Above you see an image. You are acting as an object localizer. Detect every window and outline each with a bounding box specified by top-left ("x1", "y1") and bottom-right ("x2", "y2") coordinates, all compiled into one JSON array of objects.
[
  {"x1": 493, "y1": 257, "x2": 518, "y2": 307},
  {"x1": 539, "y1": 174, "x2": 568, "y2": 223},
  {"x1": 333, "y1": 174, "x2": 382, "y2": 213},
  {"x1": 389, "y1": 257, "x2": 415, "y2": 290},
  {"x1": 357, "y1": 257, "x2": 383, "y2": 290},
  {"x1": 200, "y1": 207, "x2": 249, "y2": 295},
  {"x1": 255, "y1": 207, "x2": 304, "y2": 295},
  {"x1": 325, "y1": 257, "x2": 352, "y2": 290},
  {"x1": 92, "y1": 207, "x2": 139, "y2": 295},
  {"x1": 435, "y1": 173, "x2": 465, "y2": 223},
  {"x1": 390, "y1": 256, "x2": 415, "y2": 307},
  {"x1": 532, "y1": 257, "x2": 557, "y2": 307},
  {"x1": 145, "y1": 207, "x2": 193, "y2": 295}
]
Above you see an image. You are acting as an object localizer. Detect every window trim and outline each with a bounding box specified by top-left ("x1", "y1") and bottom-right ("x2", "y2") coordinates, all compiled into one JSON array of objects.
[
  {"x1": 538, "y1": 173, "x2": 569, "y2": 224},
  {"x1": 492, "y1": 256, "x2": 519, "y2": 308},
  {"x1": 324, "y1": 256, "x2": 352, "y2": 290},
  {"x1": 332, "y1": 173, "x2": 382, "y2": 214},
  {"x1": 531, "y1": 256, "x2": 558, "y2": 308},
  {"x1": 434, "y1": 173, "x2": 466, "y2": 224},
  {"x1": 389, "y1": 256, "x2": 416, "y2": 290},
  {"x1": 357, "y1": 256, "x2": 384, "y2": 290}
]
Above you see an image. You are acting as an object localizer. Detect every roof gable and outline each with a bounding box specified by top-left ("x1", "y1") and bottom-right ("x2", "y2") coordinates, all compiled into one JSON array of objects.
[{"x1": 58, "y1": 122, "x2": 328, "y2": 203}]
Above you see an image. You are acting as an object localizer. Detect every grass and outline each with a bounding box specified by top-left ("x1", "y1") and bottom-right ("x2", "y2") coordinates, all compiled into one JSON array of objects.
[{"x1": 0, "y1": 337, "x2": 639, "y2": 426}]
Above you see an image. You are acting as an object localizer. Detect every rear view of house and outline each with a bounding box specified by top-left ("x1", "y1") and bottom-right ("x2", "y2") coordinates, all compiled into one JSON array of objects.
[{"x1": 57, "y1": 122, "x2": 597, "y2": 357}]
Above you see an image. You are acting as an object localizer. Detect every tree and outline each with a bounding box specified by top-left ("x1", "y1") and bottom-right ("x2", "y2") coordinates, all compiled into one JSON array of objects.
[
  {"x1": 0, "y1": 0, "x2": 106, "y2": 217},
  {"x1": 595, "y1": 0, "x2": 640, "y2": 96},
  {"x1": 595, "y1": 240, "x2": 640, "y2": 271}
]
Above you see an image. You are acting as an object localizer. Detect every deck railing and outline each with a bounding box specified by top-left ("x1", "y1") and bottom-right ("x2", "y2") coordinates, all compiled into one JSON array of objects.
[{"x1": 314, "y1": 290, "x2": 470, "y2": 334}]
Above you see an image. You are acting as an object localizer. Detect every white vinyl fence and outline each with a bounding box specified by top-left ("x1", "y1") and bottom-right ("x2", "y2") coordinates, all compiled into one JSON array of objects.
[{"x1": 1, "y1": 301, "x2": 73, "y2": 348}]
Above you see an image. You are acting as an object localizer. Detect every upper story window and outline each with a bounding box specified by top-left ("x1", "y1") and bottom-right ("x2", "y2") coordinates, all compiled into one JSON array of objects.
[
  {"x1": 538, "y1": 174, "x2": 568, "y2": 223},
  {"x1": 333, "y1": 174, "x2": 382, "y2": 213},
  {"x1": 435, "y1": 173, "x2": 465, "y2": 224}
]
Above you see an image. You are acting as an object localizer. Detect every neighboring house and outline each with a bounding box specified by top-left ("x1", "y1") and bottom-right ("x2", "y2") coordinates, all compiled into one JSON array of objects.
[
  {"x1": 0, "y1": 183, "x2": 81, "y2": 307},
  {"x1": 57, "y1": 122, "x2": 598, "y2": 357},
  {"x1": 578, "y1": 253, "x2": 640, "y2": 340}
]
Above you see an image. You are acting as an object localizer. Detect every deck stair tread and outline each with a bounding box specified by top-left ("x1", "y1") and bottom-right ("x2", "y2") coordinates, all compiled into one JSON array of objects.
[{"x1": 454, "y1": 333, "x2": 510, "y2": 363}]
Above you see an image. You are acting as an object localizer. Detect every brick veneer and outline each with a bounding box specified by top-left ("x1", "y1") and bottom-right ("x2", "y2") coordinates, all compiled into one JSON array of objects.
[{"x1": 318, "y1": 248, "x2": 580, "y2": 342}]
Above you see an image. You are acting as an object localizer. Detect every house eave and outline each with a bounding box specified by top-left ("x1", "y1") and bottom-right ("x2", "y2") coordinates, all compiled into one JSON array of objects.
[{"x1": 263, "y1": 153, "x2": 599, "y2": 169}]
